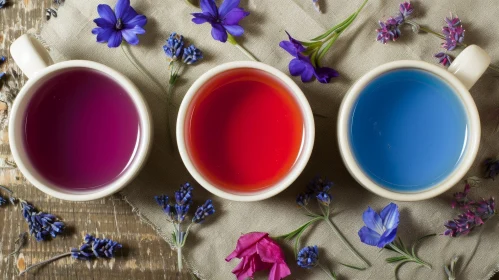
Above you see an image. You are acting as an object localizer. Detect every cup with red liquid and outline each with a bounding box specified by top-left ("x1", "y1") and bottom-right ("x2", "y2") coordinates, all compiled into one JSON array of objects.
[
  {"x1": 9, "y1": 35, "x2": 152, "y2": 201},
  {"x1": 177, "y1": 62, "x2": 315, "y2": 201}
]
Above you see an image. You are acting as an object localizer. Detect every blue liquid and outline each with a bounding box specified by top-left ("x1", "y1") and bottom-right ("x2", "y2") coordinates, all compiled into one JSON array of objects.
[{"x1": 350, "y1": 69, "x2": 468, "y2": 192}]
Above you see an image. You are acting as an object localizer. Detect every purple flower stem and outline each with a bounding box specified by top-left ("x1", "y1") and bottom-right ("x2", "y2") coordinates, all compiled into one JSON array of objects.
[
  {"x1": 19, "y1": 252, "x2": 72, "y2": 276},
  {"x1": 227, "y1": 34, "x2": 258, "y2": 61}
]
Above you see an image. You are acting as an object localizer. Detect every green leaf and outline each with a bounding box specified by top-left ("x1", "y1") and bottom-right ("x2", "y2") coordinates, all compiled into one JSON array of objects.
[
  {"x1": 293, "y1": 224, "x2": 310, "y2": 256},
  {"x1": 394, "y1": 260, "x2": 410, "y2": 280},
  {"x1": 411, "y1": 233, "x2": 437, "y2": 258},
  {"x1": 311, "y1": 13, "x2": 356, "y2": 41},
  {"x1": 340, "y1": 262, "x2": 367, "y2": 271},
  {"x1": 386, "y1": 256, "x2": 407, "y2": 263},
  {"x1": 276, "y1": 217, "x2": 322, "y2": 240}
]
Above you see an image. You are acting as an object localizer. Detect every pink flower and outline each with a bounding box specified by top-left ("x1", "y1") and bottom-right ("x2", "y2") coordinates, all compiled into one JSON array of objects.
[{"x1": 226, "y1": 232, "x2": 291, "y2": 280}]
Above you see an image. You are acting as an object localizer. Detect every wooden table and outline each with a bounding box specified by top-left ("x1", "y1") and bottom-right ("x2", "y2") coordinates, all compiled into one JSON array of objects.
[{"x1": 0, "y1": 1, "x2": 188, "y2": 279}]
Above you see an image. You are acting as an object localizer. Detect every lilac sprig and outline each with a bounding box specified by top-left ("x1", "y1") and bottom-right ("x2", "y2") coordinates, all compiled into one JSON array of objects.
[
  {"x1": 154, "y1": 182, "x2": 215, "y2": 272},
  {"x1": 280, "y1": 0, "x2": 369, "y2": 83},
  {"x1": 358, "y1": 203, "x2": 434, "y2": 278},
  {"x1": 444, "y1": 184, "x2": 497, "y2": 237},
  {"x1": 19, "y1": 234, "x2": 121, "y2": 276},
  {"x1": 278, "y1": 176, "x2": 369, "y2": 269},
  {"x1": 191, "y1": 0, "x2": 257, "y2": 61},
  {"x1": 297, "y1": 246, "x2": 338, "y2": 280}
]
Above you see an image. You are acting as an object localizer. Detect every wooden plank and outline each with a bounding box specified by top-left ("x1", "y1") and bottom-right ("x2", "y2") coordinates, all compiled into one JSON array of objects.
[{"x1": 0, "y1": 1, "x2": 188, "y2": 279}]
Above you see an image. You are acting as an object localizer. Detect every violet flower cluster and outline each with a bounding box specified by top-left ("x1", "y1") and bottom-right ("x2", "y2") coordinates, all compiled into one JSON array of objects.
[
  {"x1": 434, "y1": 14, "x2": 465, "y2": 66},
  {"x1": 20, "y1": 200, "x2": 65, "y2": 242},
  {"x1": 297, "y1": 245, "x2": 337, "y2": 280},
  {"x1": 444, "y1": 184, "x2": 496, "y2": 237},
  {"x1": 376, "y1": 2, "x2": 414, "y2": 44},
  {"x1": 280, "y1": 0, "x2": 369, "y2": 83},
  {"x1": 155, "y1": 182, "x2": 215, "y2": 272}
]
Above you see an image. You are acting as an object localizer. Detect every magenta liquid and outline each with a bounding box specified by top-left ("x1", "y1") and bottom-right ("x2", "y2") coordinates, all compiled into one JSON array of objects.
[{"x1": 24, "y1": 69, "x2": 140, "y2": 190}]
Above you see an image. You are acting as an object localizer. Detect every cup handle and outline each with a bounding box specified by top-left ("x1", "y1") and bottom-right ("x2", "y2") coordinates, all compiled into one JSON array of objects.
[
  {"x1": 10, "y1": 34, "x2": 54, "y2": 79},
  {"x1": 448, "y1": 45, "x2": 491, "y2": 90}
]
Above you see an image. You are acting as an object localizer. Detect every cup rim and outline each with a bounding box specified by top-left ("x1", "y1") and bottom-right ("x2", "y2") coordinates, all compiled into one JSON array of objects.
[
  {"x1": 337, "y1": 60, "x2": 481, "y2": 201},
  {"x1": 176, "y1": 61, "x2": 315, "y2": 202},
  {"x1": 9, "y1": 60, "x2": 152, "y2": 201}
]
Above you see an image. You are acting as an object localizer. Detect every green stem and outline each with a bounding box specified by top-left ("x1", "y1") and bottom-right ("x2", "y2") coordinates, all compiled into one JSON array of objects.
[
  {"x1": 318, "y1": 263, "x2": 337, "y2": 280},
  {"x1": 227, "y1": 34, "x2": 259, "y2": 61},
  {"x1": 121, "y1": 45, "x2": 167, "y2": 93},
  {"x1": 19, "y1": 252, "x2": 72, "y2": 276},
  {"x1": 388, "y1": 243, "x2": 431, "y2": 269},
  {"x1": 324, "y1": 216, "x2": 370, "y2": 268},
  {"x1": 175, "y1": 223, "x2": 183, "y2": 272}
]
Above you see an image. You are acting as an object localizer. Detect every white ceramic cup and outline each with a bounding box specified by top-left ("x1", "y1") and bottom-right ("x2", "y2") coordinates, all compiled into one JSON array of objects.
[
  {"x1": 338, "y1": 45, "x2": 491, "y2": 201},
  {"x1": 9, "y1": 34, "x2": 152, "y2": 201},
  {"x1": 177, "y1": 61, "x2": 315, "y2": 202}
]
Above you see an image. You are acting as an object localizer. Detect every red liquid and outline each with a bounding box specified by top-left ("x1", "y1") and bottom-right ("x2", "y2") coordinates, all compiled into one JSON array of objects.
[
  {"x1": 185, "y1": 68, "x2": 304, "y2": 192},
  {"x1": 24, "y1": 69, "x2": 140, "y2": 190}
]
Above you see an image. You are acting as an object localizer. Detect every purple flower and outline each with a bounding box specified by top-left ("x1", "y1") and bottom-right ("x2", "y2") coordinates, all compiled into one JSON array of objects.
[
  {"x1": 280, "y1": 31, "x2": 306, "y2": 57},
  {"x1": 358, "y1": 203, "x2": 399, "y2": 248},
  {"x1": 307, "y1": 176, "x2": 333, "y2": 194},
  {"x1": 451, "y1": 184, "x2": 471, "y2": 209},
  {"x1": 296, "y1": 192, "x2": 311, "y2": 207},
  {"x1": 91, "y1": 0, "x2": 147, "y2": 48},
  {"x1": 20, "y1": 200, "x2": 65, "y2": 242},
  {"x1": 71, "y1": 234, "x2": 122, "y2": 260},
  {"x1": 485, "y1": 158, "x2": 499, "y2": 179},
  {"x1": 376, "y1": 18, "x2": 402, "y2": 44},
  {"x1": 192, "y1": 199, "x2": 215, "y2": 224},
  {"x1": 316, "y1": 192, "x2": 332, "y2": 206},
  {"x1": 163, "y1": 33, "x2": 185, "y2": 61},
  {"x1": 314, "y1": 67, "x2": 339, "y2": 83},
  {"x1": 155, "y1": 195, "x2": 175, "y2": 220},
  {"x1": 441, "y1": 14, "x2": 464, "y2": 51},
  {"x1": 399, "y1": 2, "x2": 414, "y2": 19},
  {"x1": 297, "y1": 245, "x2": 319, "y2": 268},
  {"x1": 191, "y1": 0, "x2": 250, "y2": 43},
  {"x1": 175, "y1": 182, "x2": 193, "y2": 206},
  {"x1": 182, "y1": 45, "x2": 203, "y2": 65},
  {"x1": 435, "y1": 52, "x2": 453, "y2": 67}
]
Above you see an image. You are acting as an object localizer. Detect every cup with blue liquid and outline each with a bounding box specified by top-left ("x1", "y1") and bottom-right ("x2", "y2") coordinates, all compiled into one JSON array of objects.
[{"x1": 338, "y1": 45, "x2": 491, "y2": 201}]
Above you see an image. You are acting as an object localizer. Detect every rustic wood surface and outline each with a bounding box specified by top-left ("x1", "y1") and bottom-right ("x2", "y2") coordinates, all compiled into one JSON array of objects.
[{"x1": 0, "y1": 1, "x2": 189, "y2": 279}]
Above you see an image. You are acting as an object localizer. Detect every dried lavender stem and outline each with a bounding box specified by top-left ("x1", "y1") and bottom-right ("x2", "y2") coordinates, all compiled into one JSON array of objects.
[
  {"x1": 19, "y1": 252, "x2": 71, "y2": 276},
  {"x1": 175, "y1": 223, "x2": 183, "y2": 272}
]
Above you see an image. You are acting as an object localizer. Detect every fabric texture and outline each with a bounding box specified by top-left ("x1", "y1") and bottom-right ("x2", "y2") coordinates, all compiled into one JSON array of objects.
[{"x1": 37, "y1": 0, "x2": 499, "y2": 279}]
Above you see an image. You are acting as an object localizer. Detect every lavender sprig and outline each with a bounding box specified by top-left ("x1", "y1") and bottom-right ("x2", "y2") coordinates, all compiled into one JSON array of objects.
[
  {"x1": 20, "y1": 200, "x2": 65, "y2": 241},
  {"x1": 278, "y1": 176, "x2": 369, "y2": 269},
  {"x1": 19, "y1": 234, "x2": 121, "y2": 276},
  {"x1": 154, "y1": 182, "x2": 215, "y2": 272}
]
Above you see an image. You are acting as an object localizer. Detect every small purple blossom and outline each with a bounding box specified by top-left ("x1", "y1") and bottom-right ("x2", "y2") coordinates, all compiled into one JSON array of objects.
[
  {"x1": 0, "y1": 195, "x2": 6, "y2": 206},
  {"x1": 182, "y1": 45, "x2": 203, "y2": 65},
  {"x1": 307, "y1": 176, "x2": 333, "y2": 194},
  {"x1": 91, "y1": 0, "x2": 147, "y2": 48},
  {"x1": 296, "y1": 192, "x2": 311, "y2": 207},
  {"x1": 485, "y1": 158, "x2": 499, "y2": 179},
  {"x1": 191, "y1": 0, "x2": 250, "y2": 43},
  {"x1": 163, "y1": 33, "x2": 185, "y2": 61},
  {"x1": 155, "y1": 195, "x2": 175, "y2": 220},
  {"x1": 20, "y1": 200, "x2": 65, "y2": 242},
  {"x1": 71, "y1": 234, "x2": 122, "y2": 260},
  {"x1": 376, "y1": 18, "x2": 402, "y2": 44},
  {"x1": 399, "y1": 2, "x2": 414, "y2": 19},
  {"x1": 441, "y1": 14, "x2": 464, "y2": 51},
  {"x1": 358, "y1": 203, "x2": 399, "y2": 248},
  {"x1": 175, "y1": 182, "x2": 193, "y2": 206},
  {"x1": 297, "y1": 245, "x2": 319, "y2": 268},
  {"x1": 316, "y1": 192, "x2": 332, "y2": 206},
  {"x1": 435, "y1": 52, "x2": 453, "y2": 66},
  {"x1": 192, "y1": 199, "x2": 215, "y2": 224},
  {"x1": 451, "y1": 184, "x2": 471, "y2": 209}
]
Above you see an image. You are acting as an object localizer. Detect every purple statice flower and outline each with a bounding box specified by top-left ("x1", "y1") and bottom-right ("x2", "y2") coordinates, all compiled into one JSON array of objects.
[
  {"x1": 20, "y1": 200, "x2": 65, "y2": 241},
  {"x1": 71, "y1": 234, "x2": 121, "y2": 260},
  {"x1": 91, "y1": 0, "x2": 147, "y2": 48},
  {"x1": 182, "y1": 45, "x2": 203, "y2": 65},
  {"x1": 192, "y1": 199, "x2": 215, "y2": 224},
  {"x1": 296, "y1": 192, "x2": 311, "y2": 207},
  {"x1": 316, "y1": 192, "x2": 332, "y2": 206},
  {"x1": 376, "y1": 17, "x2": 402, "y2": 44},
  {"x1": 297, "y1": 245, "x2": 319, "y2": 268},
  {"x1": 435, "y1": 52, "x2": 453, "y2": 67},
  {"x1": 485, "y1": 158, "x2": 499, "y2": 179},
  {"x1": 441, "y1": 14, "x2": 464, "y2": 51},
  {"x1": 451, "y1": 184, "x2": 471, "y2": 209},
  {"x1": 358, "y1": 203, "x2": 399, "y2": 248},
  {"x1": 163, "y1": 33, "x2": 185, "y2": 61},
  {"x1": 191, "y1": 0, "x2": 250, "y2": 43}
]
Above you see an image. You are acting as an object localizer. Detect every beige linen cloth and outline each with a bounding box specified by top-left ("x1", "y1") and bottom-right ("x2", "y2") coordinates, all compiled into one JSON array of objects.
[{"x1": 36, "y1": 0, "x2": 499, "y2": 279}]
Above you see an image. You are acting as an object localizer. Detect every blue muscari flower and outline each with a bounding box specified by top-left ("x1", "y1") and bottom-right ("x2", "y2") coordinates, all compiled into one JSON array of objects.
[
  {"x1": 0, "y1": 0, "x2": 6, "y2": 9},
  {"x1": 71, "y1": 234, "x2": 122, "y2": 260},
  {"x1": 358, "y1": 203, "x2": 399, "y2": 248},
  {"x1": 175, "y1": 182, "x2": 194, "y2": 206},
  {"x1": 316, "y1": 192, "x2": 332, "y2": 206},
  {"x1": 163, "y1": 33, "x2": 185, "y2": 61},
  {"x1": 297, "y1": 245, "x2": 319, "y2": 269},
  {"x1": 182, "y1": 45, "x2": 203, "y2": 65},
  {"x1": 296, "y1": 192, "x2": 311, "y2": 207},
  {"x1": 191, "y1": 0, "x2": 250, "y2": 43},
  {"x1": 20, "y1": 200, "x2": 65, "y2": 241},
  {"x1": 192, "y1": 199, "x2": 215, "y2": 223},
  {"x1": 91, "y1": 0, "x2": 147, "y2": 48}
]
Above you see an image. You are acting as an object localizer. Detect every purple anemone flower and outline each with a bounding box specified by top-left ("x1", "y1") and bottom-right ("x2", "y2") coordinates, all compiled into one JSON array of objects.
[
  {"x1": 91, "y1": 0, "x2": 147, "y2": 48},
  {"x1": 191, "y1": 0, "x2": 250, "y2": 43},
  {"x1": 358, "y1": 203, "x2": 399, "y2": 248}
]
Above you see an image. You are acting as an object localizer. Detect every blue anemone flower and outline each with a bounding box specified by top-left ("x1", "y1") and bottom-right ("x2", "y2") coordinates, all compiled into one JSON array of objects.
[
  {"x1": 191, "y1": 0, "x2": 250, "y2": 43},
  {"x1": 91, "y1": 0, "x2": 147, "y2": 48},
  {"x1": 358, "y1": 203, "x2": 400, "y2": 248}
]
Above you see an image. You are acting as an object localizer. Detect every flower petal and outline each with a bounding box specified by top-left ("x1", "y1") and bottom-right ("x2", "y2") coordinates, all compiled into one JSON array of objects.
[
  {"x1": 96, "y1": 28, "x2": 115, "y2": 43},
  {"x1": 289, "y1": 58, "x2": 305, "y2": 76},
  {"x1": 122, "y1": 29, "x2": 139, "y2": 45},
  {"x1": 269, "y1": 262, "x2": 291, "y2": 280},
  {"x1": 107, "y1": 31, "x2": 123, "y2": 48},
  {"x1": 377, "y1": 227, "x2": 397, "y2": 248},
  {"x1": 223, "y1": 24, "x2": 244, "y2": 36},
  {"x1": 114, "y1": 0, "x2": 130, "y2": 19},
  {"x1": 122, "y1": 6, "x2": 138, "y2": 22},
  {"x1": 358, "y1": 226, "x2": 381, "y2": 247},
  {"x1": 210, "y1": 23, "x2": 228, "y2": 42},
  {"x1": 94, "y1": 18, "x2": 114, "y2": 28},
  {"x1": 380, "y1": 203, "x2": 399, "y2": 231},
  {"x1": 97, "y1": 4, "x2": 117, "y2": 24},
  {"x1": 218, "y1": 0, "x2": 240, "y2": 18},
  {"x1": 362, "y1": 206, "x2": 384, "y2": 234},
  {"x1": 92, "y1": 27, "x2": 103, "y2": 35},
  {"x1": 255, "y1": 237, "x2": 285, "y2": 263},
  {"x1": 231, "y1": 255, "x2": 256, "y2": 280},
  {"x1": 225, "y1": 232, "x2": 268, "y2": 261},
  {"x1": 301, "y1": 63, "x2": 314, "y2": 82},
  {"x1": 200, "y1": 0, "x2": 218, "y2": 17},
  {"x1": 191, "y1": 12, "x2": 215, "y2": 24},
  {"x1": 124, "y1": 14, "x2": 147, "y2": 29},
  {"x1": 314, "y1": 66, "x2": 339, "y2": 84},
  {"x1": 222, "y1": 7, "x2": 249, "y2": 25}
]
